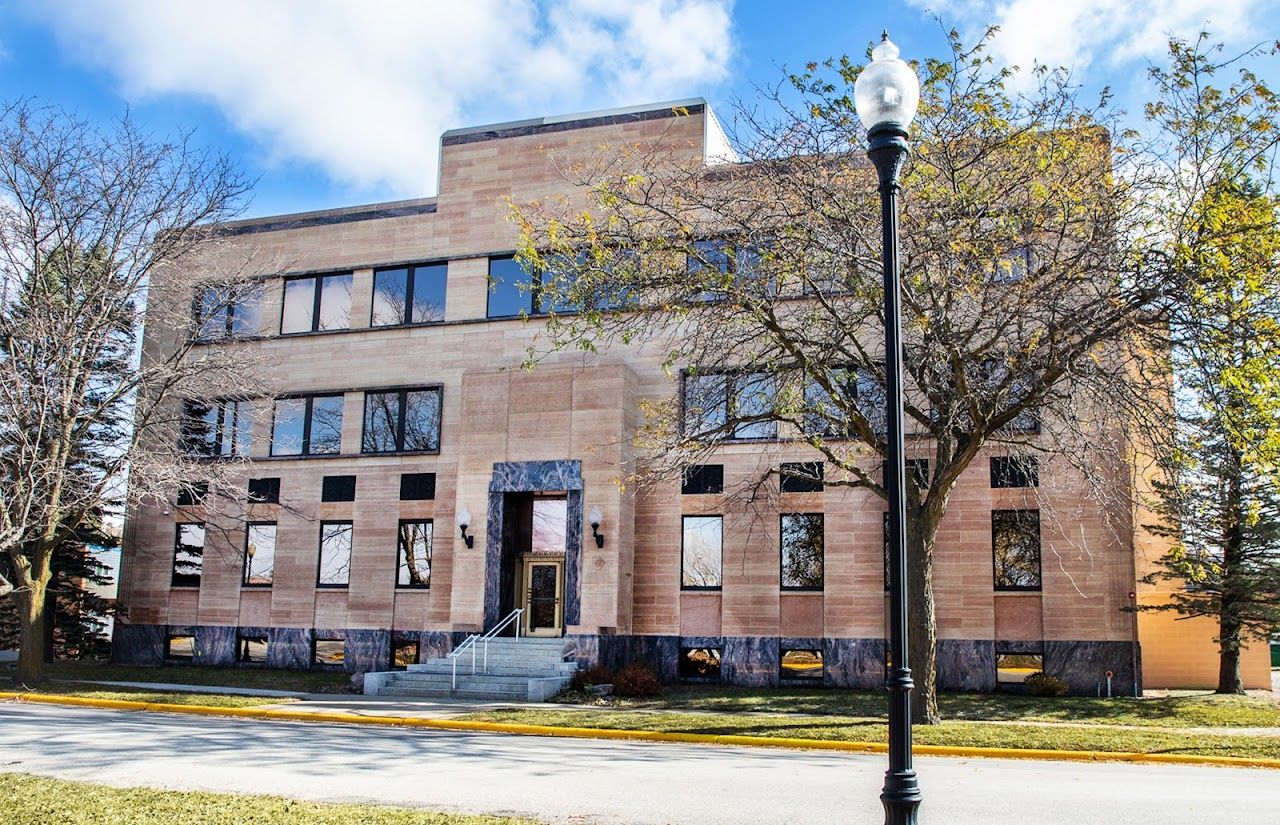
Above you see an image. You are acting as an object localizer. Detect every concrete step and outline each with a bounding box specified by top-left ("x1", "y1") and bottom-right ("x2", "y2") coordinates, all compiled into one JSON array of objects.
[
  {"x1": 366, "y1": 670, "x2": 572, "y2": 701},
  {"x1": 407, "y1": 662, "x2": 578, "y2": 677}
]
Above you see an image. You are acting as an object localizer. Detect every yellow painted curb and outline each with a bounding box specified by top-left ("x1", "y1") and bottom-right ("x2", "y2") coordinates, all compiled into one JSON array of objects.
[{"x1": 3, "y1": 691, "x2": 1277, "y2": 770}]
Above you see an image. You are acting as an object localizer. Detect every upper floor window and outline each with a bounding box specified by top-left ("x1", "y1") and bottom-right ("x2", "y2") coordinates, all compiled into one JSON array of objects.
[
  {"x1": 991, "y1": 456, "x2": 1039, "y2": 488},
  {"x1": 397, "y1": 520, "x2": 433, "y2": 588},
  {"x1": 681, "y1": 465, "x2": 724, "y2": 495},
  {"x1": 681, "y1": 515, "x2": 723, "y2": 590},
  {"x1": 993, "y1": 246, "x2": 1032, "y2": 284},
  {"x1": 993, "y1": 509, "x2": 1042, "y2": 590},
  {"x1": 182, "y1": 399, "x2": 251, "y2": 457},
  {"x1": 270, "y1": 394, "x2": 344, "y2": 456},
  {"x1": 372, "y1": 263, "x2": 447, "y2": 327},
  {"x1": 683, "y1": 371, "x2": 777, "y2": 440},
  {"x1": 686, "y1": 238, "x2": 770, "y2": 300},
  {"x1": 172, "y1": 522, "x2": 205, "y2": 587},
  {"x1": 281, "y1": 272, "x2": 352, "y2": 334},
  {"x1": 362, "y1": 388, "x2": 442, "y2": 454},
  {"x1": 804, "y1": 366, "x2": 885, "y2": 438},
  {"x1": 317, "y1": 521, "x2": 353, "y2": 587},
  {"x1": 780, "y1": 462, "x2": 824, "y2": 493},
  {"x1": 780, "y1": 513, "x2": 824, "y2": 590},
  {"x1": 243, "y1": 522, "x2": 276, "y2": 586},
  {"x1": 195, "y1": 284, "x2": 261, "y2": 341},
  {"x1": 488, "y1": 256, "x2": 537, "y2": 318}
]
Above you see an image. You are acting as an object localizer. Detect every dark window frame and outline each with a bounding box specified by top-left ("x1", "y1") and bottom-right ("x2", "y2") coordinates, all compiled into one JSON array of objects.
[
  {"x1": 396, "y1": 518, "x2": 433, "y2": 589},
  {"x1": 779, "y1": 648, "x2": 825, "y2": 682},
  {"x1": 193, "y1": 283, "x2": 262, "y2": 342},
  {"x1": 181, "y1": 398, "x2": 251, "y2": 458},
  {"x1": 316, "y1": 520, "x2": 354, "y2": 589},
  {"x1": 780, "y1": 462, "x2": 824, "y2": 493},
  {"x1": 235, "y1": 632, "x2": 268, "y2": 665},
  {"x1": 248, "y1": 477, "x2": 281, "y2": 503},
  {"x1": 242, "y1": 521, "x2": 277, "y2": 588},
  {"x1": 360, "y1": 386, "x2": 443, "y2": 455},
  {"x1": 269, "y1": 393, "x2": 345, "y2": 457},
  {"x1": 780, "y1": 512, "x2": 825, "y2": 591},
  {"x1": 680, "y1": 368, "x2": 779, "y2": 442},
  {"x1": 486, "y1": 255, "x2": 541, "y2": 319},
  {"x1": 992, "y1": 509, "x2": 1043, "y2": 591},
  {"x1": 678, "y1": 646, "x2": 723, "y2": 680},
  {"x1": 681, "y1": 464, "x2": 724, "y2": 495},
  {"x1": 312, "y1": 637, "x2": 347, "y2": 670},
  {"x1": 171, "y1": 522, "x2": 204, "y2": 588},
  {"x1": 399, "y1": 472, "x2": 436, "y2": 501},
  {"x1": 680, "y1": 514, "x2": 723, "y2": 591},
  {"x1": 320, "y1": 475, "x2": 357, "y2": 502},
  {"x1": 370, "y1": 261, "x2": 449, "y2": 327},
  {"x1": 165, "y1": 634, "x2": 195, "y2": 661},
  {"x1": 279, "y1": 271, "x2": 353, "y2": 335},
  {"x1": 802, "y1": 364, "x2": 886, "y2": 439},
  {"x1": 990, "y1": 456, "x2": 1040, "y2": 488}
]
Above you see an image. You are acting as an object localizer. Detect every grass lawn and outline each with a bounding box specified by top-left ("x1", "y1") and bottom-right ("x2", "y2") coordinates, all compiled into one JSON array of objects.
[
  {"x1": 2, "y1": 682, "x2": 290, "y2": 708},
  {"x1": 462, "y1": 706, "x2": 1280, "y2": 760},
  {"x1": 0, "y1": 773, "x2": 538, "y2": 825},
  {"x1": 556, "y1": 684, "x2": 1280, "y2": 729},
  {"x1": 4, "y1": 660, "x2": 353, "y2": 694}
]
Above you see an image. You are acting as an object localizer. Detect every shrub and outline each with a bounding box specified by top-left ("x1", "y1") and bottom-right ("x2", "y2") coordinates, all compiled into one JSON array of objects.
[
  {"x1": 570, "y1": 663, "x2": 614, "y2": 691},
  {"x1": 613, "y1": 662, "x2": 662, "y2": 697},
  {"x1": 1025, "y1": 671, "x2": 1069, "y2": 697}
]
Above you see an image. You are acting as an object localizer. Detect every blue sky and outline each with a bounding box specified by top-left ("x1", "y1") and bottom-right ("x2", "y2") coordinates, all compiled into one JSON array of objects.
[{"x1": 1, "y1": 1, "x2": 1276, "y2": 218}]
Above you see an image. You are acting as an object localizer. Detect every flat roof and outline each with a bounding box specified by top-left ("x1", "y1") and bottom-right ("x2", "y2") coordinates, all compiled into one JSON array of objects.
[
  {"x1": 217, "y1": 197, "x2": 438, "y2": 235},
  {"x1": 440, "y1": 98, "x2": 709, "y2": 146}
]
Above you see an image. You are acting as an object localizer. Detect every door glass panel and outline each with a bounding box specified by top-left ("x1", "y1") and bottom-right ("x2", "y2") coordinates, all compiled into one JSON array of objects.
[{"x1": 528, "y1": 564, "x2": 558, "y2": 629}]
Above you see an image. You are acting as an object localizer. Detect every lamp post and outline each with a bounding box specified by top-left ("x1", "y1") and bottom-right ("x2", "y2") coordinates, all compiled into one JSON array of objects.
[{"x1": 854, "y1": 32, "x2": 922, "y2": 825}]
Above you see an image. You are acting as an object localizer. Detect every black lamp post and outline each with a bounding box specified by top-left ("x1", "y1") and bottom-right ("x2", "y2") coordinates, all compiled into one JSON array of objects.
[{"x1": 854, "y1": 32, "x2": 923, "y2": 825}]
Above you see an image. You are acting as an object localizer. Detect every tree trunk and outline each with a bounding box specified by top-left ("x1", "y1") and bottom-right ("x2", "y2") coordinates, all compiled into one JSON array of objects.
[
  {"x1": 16, "y1": 577, "x2": 49, "y2": 684},
  {"x1": 907, "y1": 498, "x2": 940, "y2": 724},
  {"x1": 1216, "y1": 616, "x2": 1244, "y2": 694},
  {"x1": 1217, "y1": 445, "x2": 1246, "y2": 695}
]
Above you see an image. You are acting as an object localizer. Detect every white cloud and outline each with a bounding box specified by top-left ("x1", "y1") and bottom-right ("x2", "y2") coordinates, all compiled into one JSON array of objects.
[
  {"x1": 28, "y1": 0, "x2": 734, "y2": 195},
  {"x1": 906, "y1": 0, "x2": 1266, "y2": 79}
]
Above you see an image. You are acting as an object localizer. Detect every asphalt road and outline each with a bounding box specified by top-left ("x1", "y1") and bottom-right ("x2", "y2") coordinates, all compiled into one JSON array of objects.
[{"x1": 0, "y1": 703, "x2": 1276, "y2": 825}]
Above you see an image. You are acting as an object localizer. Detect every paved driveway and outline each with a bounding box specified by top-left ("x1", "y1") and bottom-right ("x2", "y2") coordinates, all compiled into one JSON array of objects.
[{"x1": 1, "y1": 703, "x2": 1276, "y2": 825}]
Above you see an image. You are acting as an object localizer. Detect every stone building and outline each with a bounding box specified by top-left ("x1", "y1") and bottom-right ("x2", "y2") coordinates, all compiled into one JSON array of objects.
[{"x1": 112, "y1": 98, "x2": 1271, "y2": 694}]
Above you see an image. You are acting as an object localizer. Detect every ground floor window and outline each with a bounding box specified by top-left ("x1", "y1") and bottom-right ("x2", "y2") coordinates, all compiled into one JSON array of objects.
[
  {"x1": 679, "y1": 647, "x2": 721, "y2": 679},
  {"x1": 996, "y1": 650, "x2": 1044, "y2": 687},
  {"x1": 314, "y1": 639, "x2": 345, "y2": 668},
  {"x1": 165, "y1": 634, "x2": 195, "y2": 661},
  {"x1": 393, "y1": 641, "x2": 420, "y2": 669},
  {"x1": 780, "y1": 649, "x2": 824, "y2": 682},
  {"x1": 237, "y1": 634, "x2": 267, "y2": 664}
]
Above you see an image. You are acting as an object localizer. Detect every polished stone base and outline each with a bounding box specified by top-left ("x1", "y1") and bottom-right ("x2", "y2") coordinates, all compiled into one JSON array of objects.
[{"x1": 110, "y1": 623, "x2": 1137, "y2": 694}]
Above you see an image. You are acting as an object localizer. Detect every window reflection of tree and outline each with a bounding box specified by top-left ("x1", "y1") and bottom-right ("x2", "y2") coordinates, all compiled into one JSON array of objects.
[
  {"x1": 318, "y1": 522, "x2": 352, "y2": 586},
  {"x1": 681, "y1": 516, "x2": 722, "y2": 588},
  {"x1": 781, "y1": 513, "x2": 823, "y2": 589},
  {"x1": 172, "y1": 523, "x2": 204, "y2": 586},
  {"x1": 530, "y1": 498, "x2": 567, "y2": 555},
  {"x1": 398, "y1": 521, "x2": 432, "y2": 587},
  {"x1": 993, "y1": 510, "x2": 1041, "y2": 589}
]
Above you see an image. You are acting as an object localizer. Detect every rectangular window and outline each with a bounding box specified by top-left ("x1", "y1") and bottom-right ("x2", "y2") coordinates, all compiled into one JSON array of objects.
[
  {"x1": 243, "y1": 523, "x2": 276, "y2": 586},
  {"x1": 248, "y1": 477, "x2": 281, "y2": 504},
  {"x1": 686, "y1": 239, "x2": 771, "y2": 301},
  {"x1": 991, "y1": 456, "x2": 1039, "y2": 488},
  {"x1": 993, "y1": 246, "x2": 1032, "y2": 284},
  {"x1": 996, "y1": 651, "x2": 1044, "y2": 686},
  {"x1": 362, "y1": 388, "x2": 442, "y2": 453},
  {"x1": 176, "y1": 482, "x2": 208, "y2": 506},
  {"x1": 993, "y1": 510, "x2": 1042, "y2": 590},
  {"x1": 882, "y1": 459, "x2": 930, "y2": 490},
  {"x1": 780, "y1": 462, "x2": 824, "y2": 493},
  {"x1": 172, "y1": 523, "x2": 204, "y2": 587},
  {"x1": 487, "y1": 256, "x2": 537, "y2": 318},
  {"x1": 803, "y1": 366, "x2": 885, "y2": 437},
  {"x1": 195, "y1": 283, "x2": 262, "y2": 340},
  {"x1": 393, "y1": 640, "x2": 420, "y2": 669},
  {"x1": 781, "y1": 513, "x2": 824, "y2": 590},
  {"x1": 313, "y1": 639, "x2": 346, "y2": 668},
  {"x1": 321, "y1": 475, "x2": 356, "y2": 502},
  {"x1": 681, "y1": 465, "x2": 724, "y2": 495},
  {"x1": 270, "y1": 394, "x2": 344, "y2": 456},
  {"x1": 681, "y1": 515, "x2": 722, "y2": 589},
  {"x1": 372, "y1": 263, "x2": 448, "y2": 327},
  {"x1": 236, "y1": 634, "x2": 267, "y2": 664},
  {"x1": 317, "y1": 521, "x2": 353, "y2": 587},
  {"x1": 780, "y1": 649, "x2": 824, "y2": 681},
  {"x1": 679, "y1": 647, "x2": 722, "y2": 679},
  {"x1": 165, "y1": 634, "x2": 195, "y2": 661},
  {"x1": 281, "y1": 272, "x2": 352, "y2": 333},
  {"x1": 682, "y1": 371, "x2": 777, "y2": 440},
  {"x1": 182, "y1": 399, "x2": 251, "y2": 457},
  {"x1": 397, "y1": 520, "x2": 433, "y2": 588},
  {"x1": 399, "y1": 472, "x2": 436, "y2": 500}
]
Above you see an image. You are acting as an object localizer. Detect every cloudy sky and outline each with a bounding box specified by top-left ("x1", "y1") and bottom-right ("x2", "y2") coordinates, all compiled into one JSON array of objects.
[{"x1": 1, "y1": 0, "x2": 1275, "y2": 216}]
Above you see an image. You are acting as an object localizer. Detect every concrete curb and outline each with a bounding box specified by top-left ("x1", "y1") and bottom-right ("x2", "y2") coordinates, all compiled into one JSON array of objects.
[{"x1": 3, "y1": 691, "x2": 1277, "y2": 770}]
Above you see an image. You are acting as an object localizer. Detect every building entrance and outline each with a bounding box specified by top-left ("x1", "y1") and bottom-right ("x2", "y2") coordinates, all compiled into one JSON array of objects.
[{"x1": 498, "y1": 493, "x2": 567, "y2": 637}]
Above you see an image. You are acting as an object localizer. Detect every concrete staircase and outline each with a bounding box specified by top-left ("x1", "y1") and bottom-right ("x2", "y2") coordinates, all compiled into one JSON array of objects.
[{"x1": 363, "y1": 637, "x2": 577, "y2": 701}]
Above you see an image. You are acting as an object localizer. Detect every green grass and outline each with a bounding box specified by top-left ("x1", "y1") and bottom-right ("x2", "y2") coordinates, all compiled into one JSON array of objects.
[
  {"x1": 462, "y1": 707, "x2": 1280, "y2": 760},
  {"x1": 0, "y1": 773, "x2": 538, "y2": 825},
  {"x1": 4, "y1": 682, "x2": 290, "y2": 708},
  {"x1": 559, "y1": 684, "x2": 1280, "y2": 729},
  {"x1": 6, "y1": 660, "x2": 353, "y2": 694}
]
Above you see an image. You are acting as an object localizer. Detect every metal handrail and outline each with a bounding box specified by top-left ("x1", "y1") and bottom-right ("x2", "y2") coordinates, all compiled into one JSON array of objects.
[{"x1": 448, "y1": 608, "x2": 523, "y2": 690}]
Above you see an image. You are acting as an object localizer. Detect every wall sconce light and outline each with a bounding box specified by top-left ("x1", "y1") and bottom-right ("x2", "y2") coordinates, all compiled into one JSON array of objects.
[
  {"x1": 458, "y1": 506, "x2": 474, "y2": 549},
  {"x1": 589, "y1": 505, "x2": 604, "y2": 549}
]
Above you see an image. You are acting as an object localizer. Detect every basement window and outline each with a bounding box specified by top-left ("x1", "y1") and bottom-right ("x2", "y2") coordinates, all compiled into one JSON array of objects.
[
  {"x1": 393, "y1": 641, "x2": 420, "y2": 670},
  {"x1": 996, "y1": 652, "x2": 1044, "y2": 687},
  {"x1": 313, "y1": 639, "x2": 346, "y2": 669},
  {"x1": 678, "y1": 647, "x2": 722, "y2": 679},
  {"x1": 780, "y1": 649, "x2": 824, "y2": 682},
  {"x1": 165, "y1": 635, "x2": 195, "y2": 661},
  {"x1": 236, "y1": 634, "x2": 267, "y2": 664}
]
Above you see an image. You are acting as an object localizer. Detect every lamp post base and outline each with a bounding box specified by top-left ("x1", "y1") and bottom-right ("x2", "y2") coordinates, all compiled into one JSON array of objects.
[{"x1": 881, "y1": 769, "x2": 922, "y2": 825}]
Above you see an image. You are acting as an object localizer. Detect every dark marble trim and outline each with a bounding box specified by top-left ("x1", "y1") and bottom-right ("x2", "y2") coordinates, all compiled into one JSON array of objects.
[
  {"x1": 442, "y1": 104, "x2": 705, "y2": 147},
  {"x1": 219, "y1": 202, "x2": 438, "y2": 236},
  {"x1": 489, "y1": 460, "x2": 583, "y2": 492}
]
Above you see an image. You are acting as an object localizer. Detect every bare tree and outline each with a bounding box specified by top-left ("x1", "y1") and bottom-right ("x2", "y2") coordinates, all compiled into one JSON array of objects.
[
  {"x1": 0, "y1": 101, "x2": 263, "y2": 683},
  {"x1": 507, "y1": 30, "x2": 1263, "y2": 721}
]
